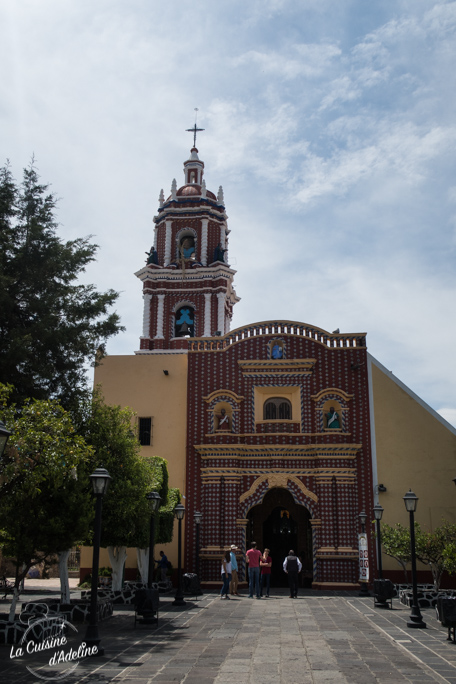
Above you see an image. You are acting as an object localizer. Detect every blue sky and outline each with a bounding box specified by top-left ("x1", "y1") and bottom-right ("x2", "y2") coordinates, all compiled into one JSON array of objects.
[{"x1": 1, "y1": 0, "x2": 456, "y2": 427}]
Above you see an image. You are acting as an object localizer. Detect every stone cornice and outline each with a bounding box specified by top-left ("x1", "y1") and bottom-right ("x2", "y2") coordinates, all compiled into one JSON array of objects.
[
  {"x1": 238, "y1": 359, "x2": 316, "y2": 377},
  {"x1": 135, "y1": 264, "x2": 237, "y2": 284},
  {"x1": 194, "y1": 444, "x2": 362, "y2": 459}
]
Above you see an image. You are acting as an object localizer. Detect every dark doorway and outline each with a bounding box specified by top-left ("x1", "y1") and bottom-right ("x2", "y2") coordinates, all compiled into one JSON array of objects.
[{"x1": 246, "y1": 488, "x2": 312, "y2": 587}]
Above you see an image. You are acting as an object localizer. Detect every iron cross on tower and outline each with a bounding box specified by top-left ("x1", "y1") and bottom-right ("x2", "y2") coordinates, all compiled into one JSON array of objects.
[{"x1": 186, "y1": 108, "x2": 205, "y2": 147}]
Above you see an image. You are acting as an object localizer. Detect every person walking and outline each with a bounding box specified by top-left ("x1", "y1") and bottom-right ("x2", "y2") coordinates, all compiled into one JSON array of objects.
[
  {"x1": 156, "y1": 550, "x2": 169, "y2": 582},
  {"x1": 246, "y1": 541, "x2": 262, "y2": 598},
  {"x1": 220, "y1": 549, "x2": 232, "y2": 599},
  {"x1": 230, "y1": 545, "x2": 239, "y2": 595},
  {"x1": 260, "y1": 548, "x2": 272, "y2": 597},
  {"x1": 283, "y1": 549, "x2": 302, "y2": 598}
]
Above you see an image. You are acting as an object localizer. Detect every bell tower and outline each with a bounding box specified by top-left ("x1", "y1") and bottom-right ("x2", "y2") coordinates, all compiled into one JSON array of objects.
[{"x1": 135, "y1": 135, "x2": 239, "y2": 352}]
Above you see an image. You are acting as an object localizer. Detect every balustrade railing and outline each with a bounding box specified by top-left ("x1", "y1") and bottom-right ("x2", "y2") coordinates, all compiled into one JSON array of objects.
[{"x1": 189, "y1": 321, "x2": 366, "y2": 352}]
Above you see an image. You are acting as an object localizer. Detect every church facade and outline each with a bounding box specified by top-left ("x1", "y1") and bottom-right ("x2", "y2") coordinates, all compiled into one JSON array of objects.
[{"x1": 87, "y1": 143, "x2": 456, "y2": 589}]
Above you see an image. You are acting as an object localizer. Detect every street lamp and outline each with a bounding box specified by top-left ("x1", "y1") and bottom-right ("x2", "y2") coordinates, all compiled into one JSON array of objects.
[
  {"x1": 172, "y1": 503, "x2": 186, "y2": 606},
  {"x1": 85, "y1": 467, "x2": 112, "y2": 655},
  {"x1": 146, "y1": 491, "x2": 161, "y2": 589},
  {"x1": 358, "y1": 511, "x2": 370, "y2": 596},
  {"x1": 0, "y1": 420, "x2": 11, "y2": 458},
  {"x1": 194, "y1": 511, "x2": 202, "y2": 578},
  {"x1": 403, "y1": 489, "x2": 426, "y2": 628},
  {"x1": 373, "y1": 503, "x2": 384, "y2": 580}
]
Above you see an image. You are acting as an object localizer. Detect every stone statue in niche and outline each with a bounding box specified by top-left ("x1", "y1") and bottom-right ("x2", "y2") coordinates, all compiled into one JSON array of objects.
[
  {"x1": 145, "y1": 246, "x2": 158, "y2": 265},
  {"x1": 326, "y1": 406, "x2": 341, "y2": 429},
  {"x1": 214, "y1": 243, "x2": 226, "y2": 263},
  {"x1": 216, "y1": 407, "x2": 230, "y2": 431},
  {"x1": 271, "y1": 342, "x2": 283, "y2": 359},
  {"x1": 180, "y1": 237, "x2": 195, "y2": 260}
]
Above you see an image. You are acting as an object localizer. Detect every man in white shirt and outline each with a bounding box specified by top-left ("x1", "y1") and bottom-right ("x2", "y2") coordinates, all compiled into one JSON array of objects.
[{"x1": 283, "y1": 550, "x2": 302, "y2": 598}]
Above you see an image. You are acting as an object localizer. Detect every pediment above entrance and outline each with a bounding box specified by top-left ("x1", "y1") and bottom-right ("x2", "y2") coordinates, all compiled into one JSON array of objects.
[
  {"x1": 195, "y1": 443, "x2": 362, "y2": 460},
  {"x1": 238, "y1": 359, "x2": 316, "y2": 377},
  {"x1": 240, "y1": 473, "x2": 318, "y2": 503}
]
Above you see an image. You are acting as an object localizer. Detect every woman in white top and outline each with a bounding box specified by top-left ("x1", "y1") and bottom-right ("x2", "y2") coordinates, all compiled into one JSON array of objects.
[{"x1": 220, "y1": 550, "x2": 232, "y2": 599}]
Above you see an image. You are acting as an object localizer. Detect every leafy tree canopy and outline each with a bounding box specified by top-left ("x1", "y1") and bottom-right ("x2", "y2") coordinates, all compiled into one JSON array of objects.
[
  {"x1": 0, "y1": 160, "x2": 124, "y2": 409},
  {"x1": 379, "y1": 522, "x2": 412, "y2": 584},
  {"x1": 380, "y1": 520, "x2": 456, "y2": 590},
  {"x1": 415, "y1": 521, "x2": 456, "y2": 591},
  {"x1": 0, "y1": 383, "x2": 93, "y2": 586},
  {"x1": 78, "y1": 391, "x2": 179, "y2": 548}
]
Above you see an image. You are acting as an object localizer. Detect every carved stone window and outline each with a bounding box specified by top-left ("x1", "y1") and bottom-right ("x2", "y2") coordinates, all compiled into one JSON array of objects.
[{"x1": 263, "y1": 398, "x2": 292, "y2": 420}]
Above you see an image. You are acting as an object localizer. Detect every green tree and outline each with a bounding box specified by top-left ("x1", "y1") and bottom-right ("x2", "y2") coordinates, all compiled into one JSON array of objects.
[
  {"x1": 443, "y1": 543, "x2": 456, "y2": 576},
  {"x1": 415, "y1": 521, "x2": 456, "y2": 590},
  {"x1": 380, "y1": 522, "x2": 411, "y2": 583},
  {"x1": 78, "y1": 391, "x2": 179, "y2": 590},
  {"x1": 381, "y1": 520, "x2": 456, "y2": 590},
  {"x1": 0, "y1": 384, "x2": 93, "y2": 619},
  {"x1": 135, "y1": 456, "x2": 180, "y2": 583},
  {"x1": 0, "y1": 160, "x2": 124, "y2": 409}
]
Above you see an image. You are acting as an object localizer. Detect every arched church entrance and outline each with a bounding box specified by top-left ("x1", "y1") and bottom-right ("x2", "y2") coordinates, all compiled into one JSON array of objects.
[{"x1": 246, "y1": 488, "x2": 313, "y2": 587}]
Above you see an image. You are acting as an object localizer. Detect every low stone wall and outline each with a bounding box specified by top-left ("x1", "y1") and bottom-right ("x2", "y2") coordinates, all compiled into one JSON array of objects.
[
  {"x1": 0, "y1": 598, "x2": 113, "y2": 645},
  {"x1": 80, "y1": 579, "x2": 173, "y2": 605},
  {"x1": 398, "y1": 585, "x2": 456, "y2": 608}
]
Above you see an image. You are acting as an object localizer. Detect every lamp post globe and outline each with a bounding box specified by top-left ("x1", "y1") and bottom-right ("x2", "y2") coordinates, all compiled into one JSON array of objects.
[
  {"x1": 173, "y1": 503, "x2": 186, "y2": 606},
  {"x1": 373, "y1": 504, "x2": 384, "y2": 580},
  {"x1": 146, "y1": 491, "x2": 161, "y2": 589},
  {"x1": 403, "y1": 490, "x2": 426, "y2": 629},
  {"x1": 194, "y1": 511, "x2": 202, "y2": 579},
  {"x1": 85, "y1": 467, "x2": 112, "y2": 655}
]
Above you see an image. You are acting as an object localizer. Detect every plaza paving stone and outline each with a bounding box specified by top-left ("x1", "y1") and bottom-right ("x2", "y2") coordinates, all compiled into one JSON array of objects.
[{"x1": 2, "y1": 583, "x2": 456, "y2": 682}]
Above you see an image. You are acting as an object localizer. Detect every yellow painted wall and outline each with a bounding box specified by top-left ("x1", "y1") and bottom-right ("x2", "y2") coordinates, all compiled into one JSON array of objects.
[
  {"x1": 80, "y1": 353, "x2": 188, "y2": 573},
  {"x1": 371, "y1": 359, "x2": 456, "y2": 572}
]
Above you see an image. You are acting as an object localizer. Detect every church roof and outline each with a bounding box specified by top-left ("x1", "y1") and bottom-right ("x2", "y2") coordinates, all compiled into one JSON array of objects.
[{"x1": 176, "y1": 184, "x2": 217, "y2": 200}]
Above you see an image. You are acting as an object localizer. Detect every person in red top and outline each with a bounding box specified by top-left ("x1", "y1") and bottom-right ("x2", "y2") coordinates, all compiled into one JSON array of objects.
[
  {"x1": 246, "y1": 542, "x2": 262, "y2": 598},
  {"x1": 260, "y1": 548, "x2": 272, "y2": 597}
]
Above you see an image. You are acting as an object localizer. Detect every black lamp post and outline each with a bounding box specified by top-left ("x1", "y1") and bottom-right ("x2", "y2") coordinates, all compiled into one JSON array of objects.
[
  {"x1": 358, "y1": 511, "x2": 370, "y2": 596},
  {"x1": 172, "y1": 503, "x2": 186, "y2": 606},
  {"x1": 403, "y1": 490, "x2": 426, "y2": 628},
  {"x1": 0, "y1": 420, "x2": 12, "y2": 458},
  {"x1": 85, "y1": 467, "x2": 112, "y2": 655},
  {"x1": 373, "y1": 503, "x2": 384, "y2": 579},
  {"x1": 194, "y1": 511, "x2": 202, "y2": 578},
  {"x1": 146, "y1": 491, "x2": 161, "y2": 589}
]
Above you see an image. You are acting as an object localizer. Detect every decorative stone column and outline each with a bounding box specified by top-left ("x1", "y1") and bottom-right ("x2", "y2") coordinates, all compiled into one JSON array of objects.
[
  {"x1": 141, "y1": 293, "x2": 152, "y2": 339},
  {"x1": 154, "y1": 294, "x2": 165, "y2": 339},
  {"x1": 164, "y1": 220, "x2": 172, "y2": 265},
  {"x1": 237, "y1": 519, "x2": 248, "y2": 581},
  {"x1": 204, "y1": 293, "x2": 212, "y2": 336},
  {"x1": 220, "y1": 223, "x2": 227, "y2": 263},
  {"x1": 217, "y1": 292, "x2": 225, "y2": 335},
  {"x1": 201, "y1": 219, "x2": 208, "y2": 266},
  {"x1": 310, "y1": 519, "x2": 322, "y2": 584}
]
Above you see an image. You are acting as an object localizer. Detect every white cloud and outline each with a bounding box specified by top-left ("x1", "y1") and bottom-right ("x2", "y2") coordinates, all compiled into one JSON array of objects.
[
  {"x1": 437, "y1": 409, "x2": 456, "y2": 429},
  {"x1": 0, "y1": 0, "x2": 455, "y2": 425},
  {"x1": 294, "y1": 123, "x2": 456, "y2": 205},
  {"x1": 233, "y1": 42, "x2": 341, "y2": 80}
]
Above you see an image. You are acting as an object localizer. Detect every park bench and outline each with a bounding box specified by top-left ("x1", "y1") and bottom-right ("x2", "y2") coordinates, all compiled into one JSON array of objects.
[
  {"x1": 134, "y1": 587, "x2": 159, "y2": 627},
  {"x1": 436, "y1": 596, "x2": 456, "y2": 643},
  {"x1": 373, "y1": 579, "x2": 395, "y2": 609},
  {"x1": 0, "y1": 576, "x2": 14, "y2": 599}
]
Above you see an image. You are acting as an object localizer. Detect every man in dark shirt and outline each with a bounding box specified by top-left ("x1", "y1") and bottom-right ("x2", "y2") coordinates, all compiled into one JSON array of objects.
[
  {"x1": 156, "y1": 550, "x2": 168, "y2": 582},
  {"x1": 283, "y1": 550, "x2": 302, "y2": 598}
]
